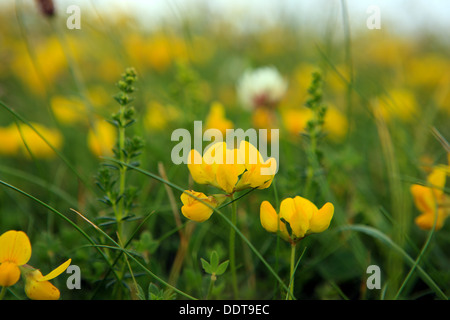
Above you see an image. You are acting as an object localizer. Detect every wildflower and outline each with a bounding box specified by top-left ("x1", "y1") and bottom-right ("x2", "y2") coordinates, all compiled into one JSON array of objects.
[
  {"x1": 23, "y1": 259, "x2": 71, "y2": 300},
  {"x1": 260, "y1": 196, "x2": 334, "y2": 244},
  {"x1": 411, "y1": 164, "x2": 450, "y2": 230},
  {"x1": 377, "y1": 89, "x2": 418, "y2": 122},
  {"x1": 50, "y1": 95, "x2": 87, "y2": 125},
  {"x1": 237, "y1": 66, "x2": 287, "y2": 111},
  {"x1": 0, "y1": 125, "x2": 21, "y2": 156},
  {"x1": 204, "y1": 101, "x2": 234, "y2": 135},
  {"x1": 144, "y1": 101, "x2": 180, "y2": 131},
  {"x1": 0, "y1": 230, "x2": 32, "y2": 287},
  {"x1": 17, "y1": 122, "x2": 63, "y2": 159},
  {"x1": 180, "y1": 190, "x2": 221, "y2": 222},
  {"x1": 187, "y1": 141, "x2": 276, "y2": 195},
  {"x1": 87, "y1": 119, "x2": 117, "y2": 157}
]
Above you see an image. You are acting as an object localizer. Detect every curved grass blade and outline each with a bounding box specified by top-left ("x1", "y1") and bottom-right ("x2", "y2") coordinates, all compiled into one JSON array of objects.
[{"x1": 338, "y1": 224, "x2": 447, "y2": 300}]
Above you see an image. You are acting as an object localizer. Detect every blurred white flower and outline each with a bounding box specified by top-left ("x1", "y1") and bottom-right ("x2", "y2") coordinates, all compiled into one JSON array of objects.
[{"x1": 237, "y1": 66, "x2": 288, "y2": 110}]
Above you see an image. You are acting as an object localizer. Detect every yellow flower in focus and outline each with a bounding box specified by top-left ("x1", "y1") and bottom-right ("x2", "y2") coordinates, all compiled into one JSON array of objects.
[
  {"x1": 235, "y1": 140, "x2": 277, "y2": 191},
  {"x1": 0, "y1": 230, "x2": 32, "y2": 287},
  {"x1": 188, "y1": 142, "x2": 245, "y2": 194},
  {"x1": 187, "y1": 141, "x2": 276, "y2": 194},
  {"x1": 204, "y1": 101, "x2": 234, "y2": 135},
  {"x1": 180, "y1": 190, "x2": 219, "y2": 222},
  {"x1": 18, "y1": 123, "x2": 63, "y2": 159},
  {"x1": 23, "y1": 259, "x2": 71, "y2": 300},
  {"x1": 51, "y1": 95, "x2": 87, "y2": 125},
  {"x1": 260, "y1": 197, "x2": 334, "y2": 244},
  {"x1": 0, "y1": 125, "x2": 21, "y2": 156},
  {"x1": 411, "y1": 163, "x2": 450, "y2": 230},
  {"x1": 88, "y1": 119, "x2": 117, "y2": 157}
]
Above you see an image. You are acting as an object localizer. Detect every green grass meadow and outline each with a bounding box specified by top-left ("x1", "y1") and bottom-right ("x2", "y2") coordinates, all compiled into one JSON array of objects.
[{"x1": 0, "y1": 1, "x2": 449, "y2": 301}]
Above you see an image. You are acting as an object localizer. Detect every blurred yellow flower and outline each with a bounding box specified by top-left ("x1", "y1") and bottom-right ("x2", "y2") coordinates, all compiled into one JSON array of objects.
[
  {"x1": 411, "y1": 162, "x2": 450, "y2": 230},
  {"x1": 377, "y1": 89, "x2": 418, "y2": 122},
  {"x1": 281, "y1": 107, "x2": 311, "y2": 137},
  {"x1": 88, "y1": 119, "x2": 117, "y2": 157},
  {"x1": 144, "y1": 101, "x2": 180, "y2": 131},
  {"x1": 281, "y1": 106, "x2": 347, "y2": 142},
  {"x1": 51, "y1": 95, "x2": 87, "y2": 125},
  {"x1": 0, "y1": 230, "x2": 32, "y2": 287},
  {"x1": 204, "y1": 101, "x2": 234, "y2": 135},
  {"x1": 24, "y1": 259, "x2": 71, "y2": 300},
  {"x1": 324, "y1": 106, "x2": 348, "y2": 142},
  {"x1": 0, "y1": 125, "x2": 21, "y2": 156},
  {"x1": 260, "y1": 197, "x2": 334, "y2": 244},
  {"x1": 180, "y1": 190, "x2": 219, "y2": 222},
  {"x1": 17, "y1": 123, "x2": 63, "y2": 159}
]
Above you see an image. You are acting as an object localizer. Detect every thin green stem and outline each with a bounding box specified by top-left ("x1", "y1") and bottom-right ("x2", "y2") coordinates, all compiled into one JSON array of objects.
[
  {"x1": 0, "y1": 286, "x2": 6, "y2": 300},
  {"x1": 206, "y1": 276, "x2": 216, "y2": 300},
  {"x1": 288, "y1": 244, "x2": 296, "y2": 300},
  {"x1": 229, "y1": 194, "x2": 238, "y2": 299}
]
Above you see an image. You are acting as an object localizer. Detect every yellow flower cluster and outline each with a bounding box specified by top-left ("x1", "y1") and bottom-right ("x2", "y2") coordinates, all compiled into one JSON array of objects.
[
  {"x1": 0, "y1": 230, "x2": 71, "y2": 300},
  {"x1": 180, "y1": 141, "x2": 277, "y2": 222}
]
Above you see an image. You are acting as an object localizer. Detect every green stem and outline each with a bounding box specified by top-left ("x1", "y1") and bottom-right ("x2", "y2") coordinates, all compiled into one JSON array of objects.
[
  {"x1": 288, "y1": 244, "x2": 296, "y2": 300},
  {"x1": 206, "y1": 276, "x2": 216, "y2": 300},
  {"x1": 116, "y1": 114, "x2": 127, "y2": 240},
  {"x1": 0, "y1": 286, "x2": 6, "y2": 300},
  {"x1": 229, "y1": 194, "x2": 238, "y2": 299}
]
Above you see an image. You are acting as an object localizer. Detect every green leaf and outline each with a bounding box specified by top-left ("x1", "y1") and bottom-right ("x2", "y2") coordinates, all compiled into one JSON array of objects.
[
  {"x1": 201, "y1": 258, "x2": 212, "y2": 274},
  {"x1": 210, "y1": 251, "x2": 219, "y2": 271},
  {"x1": 215, "y1": 261, "x2": 229, "y2": 276}
]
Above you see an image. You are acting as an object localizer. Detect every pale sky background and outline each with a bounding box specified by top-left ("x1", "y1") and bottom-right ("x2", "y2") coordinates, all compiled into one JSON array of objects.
[
  {"x1": 7, "y1": 0, "x2": 450, "y2": 40},
  {"x1": 81, "y1": 0, "x2": 450, "y2": 37}
]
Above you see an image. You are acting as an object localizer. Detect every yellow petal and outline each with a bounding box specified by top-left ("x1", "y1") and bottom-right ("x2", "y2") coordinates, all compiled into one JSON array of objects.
[
  {"x1": 411, "y1": 184, "x2": 436, "y2": 213},
  {"x1": 41, "y1": 259, "x2": 72, "y2": 281},
  {"x1": 0, "y1": 261, "x2": 21, "y2": 287},
  {"x1": 0, "y1": 230, "x2": 32, "y2": 265},
  {"x1": 260, "y1": 201, "x2": 279, "y2": 233},
  {"x1": 427, "y1": 167, "x2": 447, "y2": 198},
  {"x1": 25, "y1": 270, "x2": 60, "y2": 300},
  {"x1": 280, "y1": 197, "x2": 309, "y2": 239},
  {"x1": 415, "y1": 210, "x2": 446, "y2": 231},
  {"x1": 187, "y1": 149, "x2": 215, "y2": 185},
  {"x1": 309, "y1": 202, "x2": 334, "y2": 234},
  {"x1": 180, "y1": 190, "x2": 217, "y2": 222}
]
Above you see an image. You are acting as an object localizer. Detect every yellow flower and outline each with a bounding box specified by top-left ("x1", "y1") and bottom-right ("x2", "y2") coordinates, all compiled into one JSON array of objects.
[
  {"x1": 0, "y1": 125, "x2": 21, "y2": 156},
  {"x1": 23, "y1": 259, "x2": 71, "y2": 300},
  {"x1": 87, "y1": 119, "x2": 117, "y2": 157},
  {"x1": 260, "y1": 197, "x2": 334, "y2": 244},
  {"x1": 377, "y1": 89, "x2": 418, "y2": 122},
  {"x1": 411, "y1": 164, "x2": 450, "y2": 230},
  {"x1": 187, "y1": 141, "x2": 276, "y2": 194},
  {"x1": 50, "y1": 95, "x2": 87, "y2": 125},
  {"x1": 144, "y1": 101, "x2": 180, "y2": 131},
  {"x1": 324, "y1": 106, "x2": 348, "y2": 142},
  {"x1": 204, "y1": 101, "x2": 233, "y2": 135},
  {"x1": 17, "y1": 123, "x2": 63, "y2": 159},
  {"x1": 180, "y1": 190, "x2": 219, "y2": 222},
  {"x1": 235, "y1": 140, "x2": 277, "y2": 191},
  {"x1": 0, "y1": 230, "x2": 32, "y2": 287},
  {"x1": 188, "y1": 142, "x2": 245, "y2": 194}
]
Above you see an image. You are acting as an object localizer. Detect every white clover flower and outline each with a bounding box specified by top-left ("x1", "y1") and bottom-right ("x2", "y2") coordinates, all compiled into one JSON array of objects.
[{"x1": 237, "y1": 66, "x2": 288, "y2": 111}]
